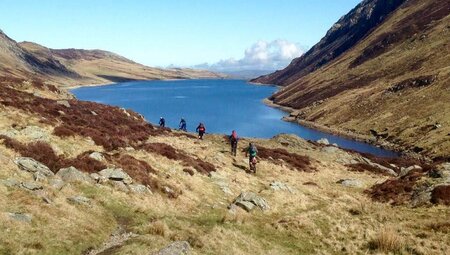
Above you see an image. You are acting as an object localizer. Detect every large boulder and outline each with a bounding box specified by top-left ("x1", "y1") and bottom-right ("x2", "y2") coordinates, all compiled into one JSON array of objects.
[
  {"x1": 230, "y1": 192, "x2": 269, "y2": 212},
  {"x1": 56, "y1": 166, "x2": 92, "y2": 183},
  {"x1": 156, "y1": 241, "x2": 190, "y2": 255},
  {"x1": 99, "y1": 168, "x2": 132, "y2": 183},
  {"x1": 14, "y1": 157, "x2": 54, "y2": 176}
]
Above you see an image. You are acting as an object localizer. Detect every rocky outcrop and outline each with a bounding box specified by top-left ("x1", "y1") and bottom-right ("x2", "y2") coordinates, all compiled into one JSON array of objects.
[{"x1": 14, "y1": 157, "x2": 54, "y2": 177}]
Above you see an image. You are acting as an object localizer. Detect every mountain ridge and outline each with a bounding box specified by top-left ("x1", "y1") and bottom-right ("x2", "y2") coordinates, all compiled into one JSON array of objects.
[
  {"x1": 0, "y1": 29, "x2": 225, "y2": 87},
  {"x1": 251, "y1": 0, "x2": 450, "y2": 159}
]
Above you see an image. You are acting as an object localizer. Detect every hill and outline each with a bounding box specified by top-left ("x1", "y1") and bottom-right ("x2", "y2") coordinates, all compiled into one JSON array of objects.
[
  {"x1": 0, "y1": 75, "x2": 448, "y2": 254},
  {"x1": 252, "y1": 0, "x2": 450, "y2": 159},
  {"x1": 0, "y1": 29, "x2": 225, "y2": 88}
]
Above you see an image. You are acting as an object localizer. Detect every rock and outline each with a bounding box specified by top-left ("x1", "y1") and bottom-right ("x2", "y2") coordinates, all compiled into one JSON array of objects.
[
  {"x1": 358, "y1": 157, "x2": 397, "y2": 176},
  {"x1": 235, "y1": 201, "x2": 255, "y2": 212},
  {"x1": 90, "y1": 173, "x2": 106, "y2": 183},
  {"x1": 14, "y1": 157, "x2": 54, "y2": 176},
  {"x1": 129, "y1": 184, "x2": 151, "y2": 194},
  {"x1": 89, "y1": 152, "x2": 105, "y2": 162},
  {"x1": 337, "y1": 179, "x2": 363, "y2": 188},
  {"x1": 321, "y1": 146, "x2": 340, "y2": 154},
  {"x1": 399, "y1": 165, "x2": 422, "y2": 177},
  {"x1": 125, "y1": 147, "x2": 135, "y2": 152},
  {"x1": 91, "y1": 111, "x2": 98, "y2": 116},
  {"x1": 56, "y1": 166, "x2": 92, "y2": 183},
  {"x1": 0, "y1": 128, "x2": 19, "y2": 138},
  {"x1": 411, "y1": 190, "x2": 432, "y2": 207},
  {"x1": 230, "y1": 192, "x2": 269, "y2": 212},
  {"x1": 67, "y1": 196, "x2": 90, "y2": 205},
  {"x1": 269, "y1": 181, "x2": 294, "y2": 193},
  {"x1": 20, "y1": 126, "x2": 49, "y2": 141},
  {"x1": 8, "y1": 212, "x2": 32, "y2": 223},
  {"x1": 332, "y1": 143, "x2": 338, "y2": 147},
  {"x1": 56, "y1": 100, "x2": 71, "y2": 108},
  {"x1": 49, "y1": 178, "x2": 65, "y2": 190},
  {"x1": 0, "y1": 178, "x2": 20, "y2": 187},
  {"x1": 21, "y1": 181, "x2": 43, "y2": 191},
  {"x1": 111, "y1": 181, "x2": 129, "y2": 192},
  {"x1": 156, "y1": 241, "x2": 191, "y2": 255},
  {"x1": 33, "y1": 171, "x2": 47, "y2": 182},
  {"x1": 99, "y1": 168, "x2": 131, "y2": 182},
  {"x1": 317, "y1": 138, "x2": 330, "y2": 145}
]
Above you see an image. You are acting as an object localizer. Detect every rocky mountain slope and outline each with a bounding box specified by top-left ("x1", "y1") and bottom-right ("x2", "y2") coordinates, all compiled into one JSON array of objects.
[
  {"x1": 0, "y1": 29, "x2": 225, "y2": 88},
  {"x1": 252, "y1": 0, "x2": 450, "y2": 159},
  {"x1": 0, "y1": 76, "x2": 449, "y2": 254}
]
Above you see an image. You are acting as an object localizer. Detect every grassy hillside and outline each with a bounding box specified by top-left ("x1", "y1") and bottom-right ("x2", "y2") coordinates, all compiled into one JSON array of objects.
[
  {"x1": 0, "y1": 76, "x2": 448, "y2": 254},
  {"x1": 252, "y1": 0, "x2": 450, "y2": 159},
  {"x1": 0, "y1": 30, "x2": 225, "y2": 88}
]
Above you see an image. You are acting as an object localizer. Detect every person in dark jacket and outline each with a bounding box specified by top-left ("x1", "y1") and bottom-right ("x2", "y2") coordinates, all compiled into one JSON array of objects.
[
  {"x1": 159, "y1": 117, "x2": 165, "y2": 127},
  {"x1": 179, "y1": 118, "x2": 187, "y2": 131},
  {"x1": 229, "y1": 130, "x2": 239, "y2": 156},
  {"x1": 196, "y1": 122, "x2": 206, "y2": 139}
]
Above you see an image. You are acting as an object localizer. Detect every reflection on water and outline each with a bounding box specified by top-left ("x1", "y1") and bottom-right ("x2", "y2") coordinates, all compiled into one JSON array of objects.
[{"x1": 72, "y1": 79, "x2": 399, "y2": 158}]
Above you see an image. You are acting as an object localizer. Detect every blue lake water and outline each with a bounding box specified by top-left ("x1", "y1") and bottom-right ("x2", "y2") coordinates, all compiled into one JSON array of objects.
[{"x1": 72, "y1": 79, "x2": 398, "y2": 157}]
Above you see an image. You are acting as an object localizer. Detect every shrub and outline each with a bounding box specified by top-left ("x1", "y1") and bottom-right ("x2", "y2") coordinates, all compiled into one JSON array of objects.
[
  {"x1": 140, "y1": 143, "x2": 215, "y2": 175},
  {"x1": 107, "y1": 154, "x2": 156, "y2": 185},
  {"x1": 258, "y1": 146, "x2": 316, "y2": 172}
]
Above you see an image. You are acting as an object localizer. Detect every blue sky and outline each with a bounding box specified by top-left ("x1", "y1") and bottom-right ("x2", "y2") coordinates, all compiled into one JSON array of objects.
[{"x1": 1, "y1": 0, "x2": 361, "y2": 69}]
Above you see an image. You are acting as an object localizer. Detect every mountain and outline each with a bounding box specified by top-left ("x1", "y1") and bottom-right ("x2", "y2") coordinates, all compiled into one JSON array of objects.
[
  {"x1": 0, "y1": 29, "x2": 225, "y2": 87},
  {"x1": 252, "y1": 0, "x2": 450, "y2": 159}
]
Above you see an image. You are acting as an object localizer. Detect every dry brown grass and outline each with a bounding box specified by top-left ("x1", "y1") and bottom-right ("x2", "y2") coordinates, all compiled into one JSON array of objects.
[{"x1": 369, "y1": 227, "x2": 405, "y2": 253}]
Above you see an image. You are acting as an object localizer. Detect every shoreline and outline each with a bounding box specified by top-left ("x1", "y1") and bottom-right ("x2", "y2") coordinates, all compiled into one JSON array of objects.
[{"x1": 262, "y1": 98, "x2": 421, "y2": 159}]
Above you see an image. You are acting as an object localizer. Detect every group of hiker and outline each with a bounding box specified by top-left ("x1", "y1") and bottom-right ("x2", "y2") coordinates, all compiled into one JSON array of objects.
[{"x1": 158, "y1": 117, "x2": 258, "y2": 173}]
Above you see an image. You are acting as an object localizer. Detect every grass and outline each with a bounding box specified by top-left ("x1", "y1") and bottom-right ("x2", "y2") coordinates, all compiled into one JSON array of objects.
[{"x1": 369, "y1": 227, "x2": 405, "y2": 253}]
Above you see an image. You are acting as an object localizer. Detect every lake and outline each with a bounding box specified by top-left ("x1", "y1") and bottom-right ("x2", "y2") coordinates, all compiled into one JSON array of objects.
[{"x1": 72, "y1": 79, "x2": 398, "y2": 157}]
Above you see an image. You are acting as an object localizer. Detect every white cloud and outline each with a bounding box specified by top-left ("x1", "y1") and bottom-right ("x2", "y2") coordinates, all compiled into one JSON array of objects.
[{"x1": 194, "y1": 40, "x2": 304, "y2": 72}]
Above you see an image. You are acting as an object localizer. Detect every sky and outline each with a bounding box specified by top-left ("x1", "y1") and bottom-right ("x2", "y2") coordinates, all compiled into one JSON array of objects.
[{"x1": 1, "y1": 0, "x2": 361, "y2": 71}]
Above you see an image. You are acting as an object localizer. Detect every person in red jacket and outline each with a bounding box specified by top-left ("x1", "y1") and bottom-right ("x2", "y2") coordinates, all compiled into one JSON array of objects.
[
  {"x1": 196, "y1": 123, "x2": 206, "y2": 139},
  {"x1": 229, "y1": 130, "x2": 239, "y2": 156}
]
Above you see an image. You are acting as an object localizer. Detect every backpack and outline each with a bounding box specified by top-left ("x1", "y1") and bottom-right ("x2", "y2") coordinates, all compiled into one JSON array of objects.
[
  {"x1": 249, "y1": 146, "x2": 257, "y2": 157},
  {"x1": 199, "y1": 126, "x2": 205, "y2": 132}
]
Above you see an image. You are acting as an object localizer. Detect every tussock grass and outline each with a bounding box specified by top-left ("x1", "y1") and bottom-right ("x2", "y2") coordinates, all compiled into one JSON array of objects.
[{"x1": 369, "y1": 227, "x2": 405, "y2": 253}]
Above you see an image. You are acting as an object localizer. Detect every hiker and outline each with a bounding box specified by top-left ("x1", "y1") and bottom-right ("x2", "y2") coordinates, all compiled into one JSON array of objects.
[
  {"x1": 229, "y1": 130, "x2": 239, "y2": 156},
  {"x1": 179, "y1": 118, "x2": 187, "y2": 131},
  {"x1": 196, "y1": 122, "x2": 206, "y2": 139},
  {"x1": 245, "y1": 142, "x2": 258, "y2": 173},
  {"x1": 159, "y1": 117, "x2": 165, "y2": 127}
]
